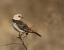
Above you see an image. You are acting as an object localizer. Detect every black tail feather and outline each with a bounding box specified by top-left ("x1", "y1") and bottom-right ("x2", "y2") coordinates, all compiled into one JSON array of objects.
[{"x1": 32, "y1": 32, "x2": 42, "y2": 37}]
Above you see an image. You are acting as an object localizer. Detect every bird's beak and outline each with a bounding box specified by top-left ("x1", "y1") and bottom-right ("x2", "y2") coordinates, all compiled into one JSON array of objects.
[{"x1": 21, "y1": 16, "x2": 24, "y2": 18}]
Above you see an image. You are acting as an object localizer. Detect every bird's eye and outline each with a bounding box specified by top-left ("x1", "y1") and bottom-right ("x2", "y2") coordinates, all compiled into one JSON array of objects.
[{"x1": 18, "y1": 15, "x2": 21, "y2": 17}]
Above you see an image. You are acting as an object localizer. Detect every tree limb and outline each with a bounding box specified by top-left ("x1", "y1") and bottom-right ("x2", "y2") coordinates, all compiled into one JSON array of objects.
[
  {"x1": 1, "y1": 43, "x2": 21, "y2": 46},
  {"x1": 1, "y1": 33, "x2": 27, "y2": 50},
  {"x1": 17, "y1": 33, "x2": 27, "y2": 50}
]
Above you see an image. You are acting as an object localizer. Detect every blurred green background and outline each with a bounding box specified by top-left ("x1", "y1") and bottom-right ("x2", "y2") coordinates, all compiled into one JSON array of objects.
[{"x1": 0, "y1": 0, "x2": 64, "y2": 50}]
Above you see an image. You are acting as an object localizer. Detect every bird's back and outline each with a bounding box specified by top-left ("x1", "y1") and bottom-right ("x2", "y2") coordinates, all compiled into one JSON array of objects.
[{"x1": 12, "y1": 19, "x2": 33, "y2": 33}]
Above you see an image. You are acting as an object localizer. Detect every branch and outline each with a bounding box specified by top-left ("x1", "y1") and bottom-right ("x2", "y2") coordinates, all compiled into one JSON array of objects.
[
  {"x1": 1, "y1": 43, "x2": 21, "y2": 46},
  {"x1": 17, "y1": 33, "x2": 27, "y2": 50},
  {"x1": 1, "y1": 33, "x2": 27, "y2": 50}
]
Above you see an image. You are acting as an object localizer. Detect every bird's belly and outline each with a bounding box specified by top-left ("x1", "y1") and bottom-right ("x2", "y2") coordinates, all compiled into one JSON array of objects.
[{"x1": 12, "y1": 22, "x2": 24, "y2": 32}]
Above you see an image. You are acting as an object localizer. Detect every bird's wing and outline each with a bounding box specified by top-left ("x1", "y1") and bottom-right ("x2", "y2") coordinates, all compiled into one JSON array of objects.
[{"x1": 16, "y1": 20, "x2": 32, "y2": 32}]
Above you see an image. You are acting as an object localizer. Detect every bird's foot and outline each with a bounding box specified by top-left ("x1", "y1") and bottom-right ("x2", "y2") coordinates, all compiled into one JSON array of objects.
[{"x1": 17, "y1": 33, "x2": 20, "y2": 38}]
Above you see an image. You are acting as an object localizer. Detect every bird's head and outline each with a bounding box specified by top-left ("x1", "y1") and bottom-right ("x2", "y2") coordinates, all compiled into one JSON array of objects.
[{"x1": 13, "y1": 14, "x2": 24, "y2": 20}]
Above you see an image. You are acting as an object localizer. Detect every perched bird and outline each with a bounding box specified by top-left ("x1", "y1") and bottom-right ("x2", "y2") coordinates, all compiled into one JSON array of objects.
[{"x1": 12, "y1": 14, "x2": 41, "y2": 37}]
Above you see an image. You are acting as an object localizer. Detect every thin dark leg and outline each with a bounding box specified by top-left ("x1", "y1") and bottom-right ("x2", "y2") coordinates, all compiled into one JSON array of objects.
[
  {"x1": 17, "y1": 32, "x2": 24, "y2": 38},
  {"x1": 19, "y1": 32, "x2": 21, "y2": 36}
]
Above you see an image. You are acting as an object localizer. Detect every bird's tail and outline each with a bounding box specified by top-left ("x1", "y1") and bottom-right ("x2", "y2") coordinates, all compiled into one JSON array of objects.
[{"x1": 31, "y1": 31, "x2": 42, "y2": 37}]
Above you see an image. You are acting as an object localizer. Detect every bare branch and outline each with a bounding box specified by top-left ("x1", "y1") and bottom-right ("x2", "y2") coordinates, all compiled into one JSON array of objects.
[
  {"x1": 1, "y1": 43, "x2": 21, "y2": 46},
  {"x1": 1, "y1": 32, "x2": 27, "y2": 50},
  {"x1": 17, "y1": 33, "x2": 27, "y2": 50}
]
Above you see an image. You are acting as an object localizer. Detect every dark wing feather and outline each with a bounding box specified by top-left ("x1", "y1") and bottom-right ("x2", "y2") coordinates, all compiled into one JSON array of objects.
[{"x1": 15, "y1": 20, "x2": 31, "y2": 32}]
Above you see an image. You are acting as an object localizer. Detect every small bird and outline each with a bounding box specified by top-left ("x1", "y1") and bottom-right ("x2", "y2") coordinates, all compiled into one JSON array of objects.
[{"x1": 12, "y1": 14, "x2": 41, "y2": 37}]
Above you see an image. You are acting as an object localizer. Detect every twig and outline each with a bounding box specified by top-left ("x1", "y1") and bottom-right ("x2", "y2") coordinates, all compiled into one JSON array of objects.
[
  {"x1": 1, "y1": 43, "x2": 21, "y2": 46},
  {"x1": 17, "y1": 33, "x2": 27, "y2": 50},
  {"x1": 1, "y1": 33, "x2": 27, "y2": 50}
]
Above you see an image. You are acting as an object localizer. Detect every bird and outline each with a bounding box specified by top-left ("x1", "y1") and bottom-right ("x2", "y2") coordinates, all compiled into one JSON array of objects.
[{"x1": 12, "y1": 14, "x2": 41, "y2": 37}]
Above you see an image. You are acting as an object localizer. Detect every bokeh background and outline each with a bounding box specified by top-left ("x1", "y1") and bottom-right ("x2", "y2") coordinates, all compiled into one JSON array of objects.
[{"x1": 0, "y1": 0, "x2": 64, "y2": 50}]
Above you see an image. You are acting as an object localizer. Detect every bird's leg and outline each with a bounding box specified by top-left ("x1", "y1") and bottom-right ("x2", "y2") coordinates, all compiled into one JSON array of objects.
[
  {"x1": 19, "y1": 32, "x2": 21, "y2": 36},
  {"x1": 17, "y1": 32, "x2": 24, "y2": 38},
  {"x1": 17, "y1": 32, "x2": 21, "y2": 38}
]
